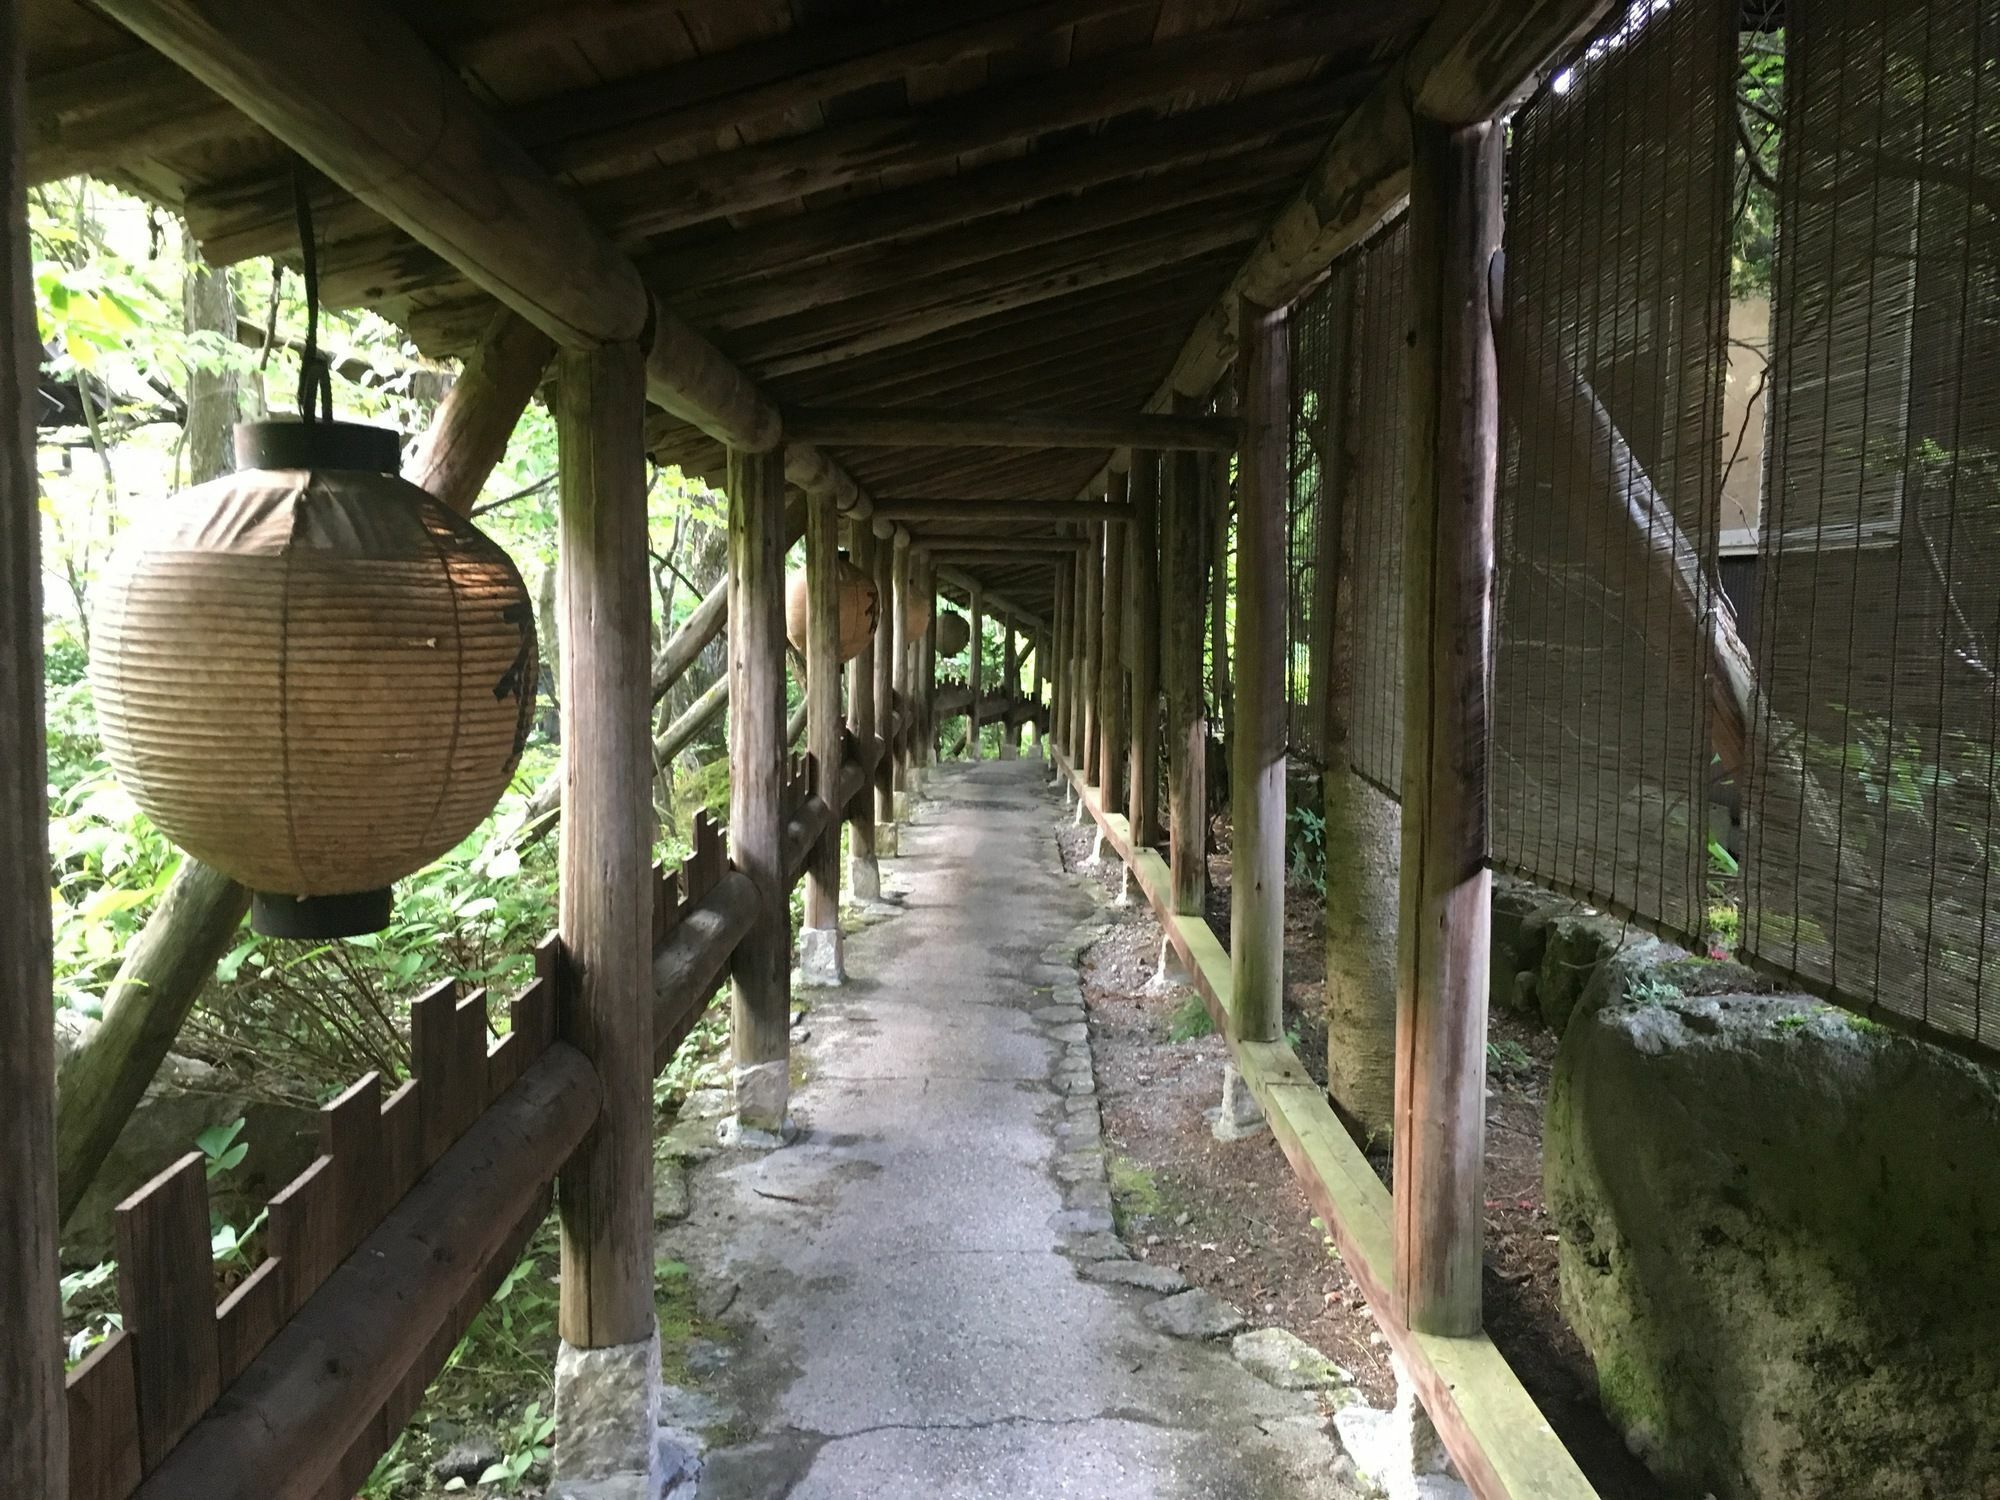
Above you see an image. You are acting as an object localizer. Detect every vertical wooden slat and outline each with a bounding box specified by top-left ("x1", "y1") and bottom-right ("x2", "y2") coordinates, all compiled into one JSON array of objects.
[
  {"x1": 269, "y1": 1155, "x2": 338, "y2": 1318},
  {"x1": 1079, "y1": 522, "x2": 1103, "y2": 784},
  {"x1": 803, "y1": 485, "x2": 843, "y2": 939},
  {"x1": 65, "y1": 1333, "x2": 141, "y2": 1500},
  {"x1": 214, "y1": 1259, "x2": 285, "y2": 1386},
  {"x1": 1233, "y1": 295, "x2": 1290, "y2": 1046},
  {"x1": 1393, "y1": 113, "x2": 1503, "y2": 1339},
  {"x1": 114, "y1": 1154, "x2": 221, "y2": 1472},
  {"x1": 410, "y1": 979, "x2": 462, "y2": 1165},
  {"x1": 1098, "y1": 472, "x2": 1129, "y2": 814},
  {"x1": 378, "y1": 1081, "x2": 422, "y2": 1205},
  {"x1": 728, "y1": 442, "x2": 793, "y2": 1136},
  {"x1": 1127, "y1": 451, "x2": 1164, "y2": 845},
  {"x1": 1164, "y1": 395, "x2": 1211, "y2": 915},
  {"x1": 555, "y1": 338, "x2": 657, "y2": 1350},
  {"x1": 319, "y1": 1072, "x2": 385, "y2": 1259},
  {"x1": 2, "y1": 0, "x2": 65, "y2": 1484}
]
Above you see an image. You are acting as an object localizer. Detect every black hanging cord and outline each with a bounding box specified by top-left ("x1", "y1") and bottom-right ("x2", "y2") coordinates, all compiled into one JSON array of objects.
[{"x1": 291, "y1": 161, "x2": 333, "y2": 426}]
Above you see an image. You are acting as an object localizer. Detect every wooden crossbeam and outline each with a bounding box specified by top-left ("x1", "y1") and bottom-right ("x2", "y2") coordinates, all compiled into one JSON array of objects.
[
  {"x1": 791, "y1": 410, "x2": 1235, "y2": 454},
  {"x1": 915, "y1": 538, "x2": 1090, "y2": 555},
  {"x1": 874, "y1": 499, "x2": 1130, "y2": 525},
  {"x1": 91, "y1": 0, "x2": 882, "y2": 517}
]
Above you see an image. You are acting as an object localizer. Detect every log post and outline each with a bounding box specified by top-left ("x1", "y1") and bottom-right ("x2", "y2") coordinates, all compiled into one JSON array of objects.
[
  {"x1": 1051, "y1": 564, "x2": 1071, "y2": 775},
  {"x1": 2, "y1": 7, "x2": 65, "y2": 1481},
  {"x1": 727, "y1": 444, "x2": 793, "y2": 1140},
  {"x1": 1393, "y1": 115, "x2": 1501, "y2": 1339},
  {"x1": 1232, "y1": 296, "x2": 1288, "y2": 1045},
  {"x1": 967, "y1": 586, "x2": 985, "y2": 760},
  {"x1": 891, "y1": 530, "x2": 913, "y2": 818},
  {"x1": 1097, "y1": 474, "x2": 1129, "y2": 816},
  {"x1": 1127, "y1": 450, "x2": 1163, "y2": 845},
  {"x1": 1068, "y1": 542, "x2": 1089, "y2": 769},
  {"x1": 799, "y1": 485, "x2": 845, "y2": 985},
  {"x1": 847, "y1": 524, "x2": 883, "y2": 901},
  {"x1": 999, "y1": 616, "x2": 1018, "y2": 759},
  {"x1": 1163, "y1": 397, "x2": 1210, "y2": 915},
  {"x1": 552, "y1": 340, "x2": 658, "y2": 1484},
  {"x1": 1079, "y1": 521, "x2": 1104, "y2": 786},
  {"x1": 918, "y1": 555, "x2": 938, "y2": 782},
  {"x1": 1315, "y1": 263, "x2": 1400, "y2": 1142},
  {"x1": 872, "y1": 524, "x2": 899, "y2": 856}
]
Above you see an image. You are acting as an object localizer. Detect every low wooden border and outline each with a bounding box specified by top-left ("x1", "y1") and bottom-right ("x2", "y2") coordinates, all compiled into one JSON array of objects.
[{"x1": 1053, "y1": 751, "x2": 1598, "y2": 1500}]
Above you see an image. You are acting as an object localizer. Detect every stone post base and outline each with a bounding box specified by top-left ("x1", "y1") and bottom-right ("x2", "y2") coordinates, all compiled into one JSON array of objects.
[
  {"x1": 877, "y1": 823, "x2": 899, "y2": 858},
  {"x1": 797, "y1": 926, "x2": 844, "y2": 987},
  {"x1": 1332, "y1": 1354, "x2": 1468, "y2": 1500},
  {"x1": 999, "y1": 738, "x2": 1017, "y2": 760},
  {"x1": 1147, "y1": 935, "x2": 1192, "y2": 994},
  {"x1": 1073, "y1": 796, "x2": 1089, "y2": 826},
  {"x1": 726, "y1": 1060, "x2": 794, "y2": 1148},
  {"x1": 849, "y1": 853, "x2": 881, "y2": 903},
  {"x1": 893, "y1": 791, "x2": 910, "y2": 822},
  {"x1": 1208, "y1": 1063, "x2": 1268, "y2": 1142},
  {"x1": 552, "y1": 1332, "x2": 675, "y2": 1500},
  {"x1": 1116, "y1": 863, "x2": 1136, "y2": 907}
]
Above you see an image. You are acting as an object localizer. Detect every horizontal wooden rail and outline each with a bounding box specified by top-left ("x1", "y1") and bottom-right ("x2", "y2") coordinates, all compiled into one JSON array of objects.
[
  {"x1": 1051, "y1": 751, "x2": 1598, "y2": 1500},
  {"x1": 127, "y1": 1044, "x2": 600, "y2": 1500}
]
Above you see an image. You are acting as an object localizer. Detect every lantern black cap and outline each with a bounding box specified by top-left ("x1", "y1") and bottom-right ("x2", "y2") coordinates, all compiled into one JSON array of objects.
[
  {"x1": 251, "y1": 887, "x2": 394, "y2": 939},
  {"x1": 235, "y1": 419, "x2": 401, "y2": 474}
]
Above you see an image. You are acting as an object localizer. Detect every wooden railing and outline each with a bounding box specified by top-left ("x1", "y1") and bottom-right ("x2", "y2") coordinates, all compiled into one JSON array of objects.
[{"x1": 67, "y1": 747, "x2": 874, "y2": 1500}]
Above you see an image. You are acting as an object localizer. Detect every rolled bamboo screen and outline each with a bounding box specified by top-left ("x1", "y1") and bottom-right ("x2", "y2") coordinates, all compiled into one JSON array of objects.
[
  {"x1": 91, "y1": 447, "x2": 535, "y2": 900},
  {"x1": 784, "y1": 554, "x2": 880, "y2": 661}
]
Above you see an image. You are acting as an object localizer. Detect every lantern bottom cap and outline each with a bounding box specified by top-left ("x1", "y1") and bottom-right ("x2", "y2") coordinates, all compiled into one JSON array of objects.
[{"x1": 252, "y1": 887, "x2": 394, "y2": 939}]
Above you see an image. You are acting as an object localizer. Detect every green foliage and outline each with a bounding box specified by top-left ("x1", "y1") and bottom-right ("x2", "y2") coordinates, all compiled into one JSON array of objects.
[
  {"x1": 1166, "y1": 993, "x2": 1215, "y2": 1041},
  {"x1": 1287, "y1": 805, "x2": 1326, "y2": 895}
]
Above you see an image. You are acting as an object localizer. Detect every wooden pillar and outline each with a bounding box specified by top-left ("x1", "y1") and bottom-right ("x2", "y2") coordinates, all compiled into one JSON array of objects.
[
  {"x1": 1079, "y1": 522, "x2": 1103, "y2": 786},
  {"x1": 967, "y1": 587, "x2": 985, "y2": 760},
  {"x1": 727, "y1": 444, "x2": 793, "y2": 1137},
  {"x1": 1097, "y1": 475, "x2": 1129, "y2": 815},
  {"x1": 847, "y1": 525, "x2": 882, "y2": 901},
  {"x1": 1068, "y1": 544, "x2": 1089, "y2": 768},
  {"x1": 1163, "y1": 397, "x2": 1210, "y2": 915},
  {"x1": 919, "y1": 557, "x2": 938, "y2": 775},
  {"x1": 800, "y1": 485, "x2": 844, "y2": 983},
  {"x1": 999, "y1": 617, "x2": 1019, "y2": 759},
  {"x1": 1393, "y1": 115, "x2": 1502, "y2": 1338},
  {"x1": 1051, "y1": 566, "x2": 1071, "y2": 765},
  {"x1": 1233, "y1": 299, "x2": 1288, "y2": 1045},
  {"x1": 1127, "y1": 450, "x2": 1163, "y2": 845},
  {"x1": 554, "y1": 341, "x2": 655, "y2": 1349},
  {"x1": 407, "y1": 310, "x2": 555, "y2": 517},
  {"x1": 891, "y1": 530, "x2": 912, "y2": 812},
  {"x1": 2, "y1": 2, "x2": 65, "y2": 1479},
  {"x1": 872, "y1": 525, "x2": 898, "y2": 854}
]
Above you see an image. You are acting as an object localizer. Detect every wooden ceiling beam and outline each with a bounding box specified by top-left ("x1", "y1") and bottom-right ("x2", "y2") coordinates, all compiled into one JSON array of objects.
[
  {"x1": 88, "y1": 0, "x2": 880, "y2": 511},
  {"x1": 874, "y1": 499, "x2": 1129, "y2": 525},
  {"x1": 740, "y1": 233, "x2": 1255, "y2": 379},
  {"x1": 789, "y1": 409, "x2": 1235, "y2": 453},
  {"x1": 917, "y1": 537, "x2": 1091, "y2": 554}
]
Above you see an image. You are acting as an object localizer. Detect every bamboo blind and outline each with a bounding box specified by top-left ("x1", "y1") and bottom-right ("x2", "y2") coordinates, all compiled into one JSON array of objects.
[
  {"x1": 1490, "y1": 0, "x2": 1735, "y2": 944},
  {"x1": 1745, "y1": 0, "x2": 2000, "y2": 1053},
  {"x1": 1342, "y1": 217, "x2": 1409, "y2": 799}
]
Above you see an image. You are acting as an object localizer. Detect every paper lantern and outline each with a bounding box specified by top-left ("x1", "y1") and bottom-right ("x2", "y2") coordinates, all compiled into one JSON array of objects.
[
  {"x1": 785, "y1": 551, "x2": 879, "y2": 661},
  {"x1": 904, "y1": 589, "x2": 933, "y2": 639},
  {"x1": 935, "y1": 610, "x2": 971, "y2": 657},
  {"x1": 90, "y1": 420, "x2": 536, "y2": 937}
]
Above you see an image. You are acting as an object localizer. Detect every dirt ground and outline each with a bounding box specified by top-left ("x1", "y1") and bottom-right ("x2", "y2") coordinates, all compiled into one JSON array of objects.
[{"x1": 1055, "y1": 814, "x2": 1666, "y2": 1498}]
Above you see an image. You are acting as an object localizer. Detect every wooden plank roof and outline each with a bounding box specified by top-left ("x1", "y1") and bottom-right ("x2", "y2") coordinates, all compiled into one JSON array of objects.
[{"x1": 25, "y1": 1, "x2": 1433, "y2": 613}]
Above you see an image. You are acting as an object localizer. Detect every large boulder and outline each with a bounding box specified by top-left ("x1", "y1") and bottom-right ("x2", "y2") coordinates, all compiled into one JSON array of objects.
[{"x1": 1548, "y1": 991, "x2": 2000, "y2": 1498}]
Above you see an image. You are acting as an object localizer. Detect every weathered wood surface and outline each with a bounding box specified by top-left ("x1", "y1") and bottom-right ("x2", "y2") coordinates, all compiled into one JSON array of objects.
[
  {"x1": 1126, "y1": 453, "x2": 1163, "y2": 845},
  {"x1": 871, "y1": 525, "x2": 898, "y2": 841},
  {"x1": 1096, "y1": 474, "x2": 1129, "y2": 814},
  {"x1": 554, "y1": 341, "x2": 656, "y2": 1350},
  {"x1": 914, "y1": 535, "x2": 1090, "y2": 554},
  {"x1": 846, "y1": 525, "x2": 883, "y2": 901},
  {"x1": 891, "y1": 532, "x2": 913, "y2": 796},
  {"x1": 787, "y1": 408, "x2": 1237, "y2": 452},
  {"x1": 404, "y1": 310, "x2": 554, "y2": 517},
  {"x1": 874, "y1": 498, "x2": 1131, "y2": 525},
  {"x1": 126, "y1": 1046, "x2": 599, "y2": 1500},
  {"x1": 803, "y1": 488, "x2": 844, "y2": 936},
  {"x1": 1162, "y1": 399, "x2": 1209, "y2": 916},
  {"x1": 727, "y1": 446, "x2": 792, "y2": 1131},
  {"x1": 1393, "y1": 116, "x2": 1502, "y2": 1340},
  {"x1": 2, "y1": 10, "x2": 65, "y2": 1486},
  {"x1": 1078, "y1": 523, "x2": 1103, "y2": 785},
  {"x1": 966, "y1": 588, "x2": 985, "y2": 760},
  {"x1": 999, "y1": 620, "x2": 1020, "y2": 758},
  {"x1": 1231, "y1": 298, "x2": 1289, "y2": 1046}
]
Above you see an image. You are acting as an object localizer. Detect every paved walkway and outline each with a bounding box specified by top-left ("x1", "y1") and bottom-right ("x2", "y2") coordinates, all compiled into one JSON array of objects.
[{"x1": 665, "y1": 757, "x2": 1362, "y2": 1500}]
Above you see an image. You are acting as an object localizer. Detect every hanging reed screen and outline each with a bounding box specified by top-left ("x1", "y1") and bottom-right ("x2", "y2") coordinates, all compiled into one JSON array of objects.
[
  {"x1": 1490, "y1": 0, "x2": 1735, "y2": 944},
  {"x1": 1286, "y1": 268, "x2": 1344, "y2": 763},
  {"x1": 1342, "y1": 217, "x2": 1409, "y2": 799},
  {"x1": 1744, "y1": 0, "x2": 2000, "y2": 1053}
]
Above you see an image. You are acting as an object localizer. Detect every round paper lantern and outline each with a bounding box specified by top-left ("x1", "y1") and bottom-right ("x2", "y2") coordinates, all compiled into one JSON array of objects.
[
  {"x1": 784, "y1": 551, "x2": 879, "y2": 661},
  {"x1": 90, "y1": 420, "x2": 536, "y2": 937},
  {"x1": 904, "y1": 589, "x2": 933, "y2": 640},
  {"x1": 935, "y1": 610, "x2": 971, "y2": 657}
]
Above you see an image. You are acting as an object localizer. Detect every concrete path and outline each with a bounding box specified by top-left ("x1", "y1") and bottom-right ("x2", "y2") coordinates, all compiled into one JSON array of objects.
[{"x1": 665, "y1": 757, "x2": 1363, "y2": 1500}]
